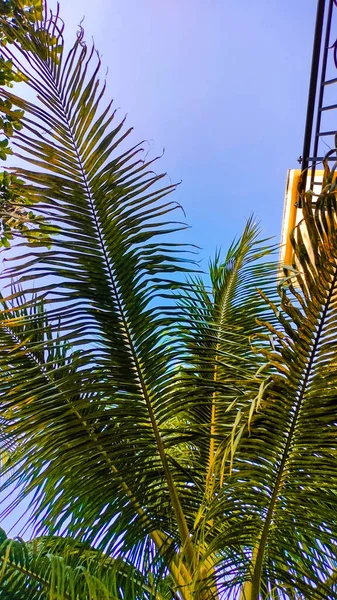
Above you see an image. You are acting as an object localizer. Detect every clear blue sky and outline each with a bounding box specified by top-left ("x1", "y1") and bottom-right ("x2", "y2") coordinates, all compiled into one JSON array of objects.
[
  {"x1": 3, "y1": 0, "x2": 316, "y2": 536},
  {"x1": 53, "y1": 0, "x2": 315, "y2": 263}
]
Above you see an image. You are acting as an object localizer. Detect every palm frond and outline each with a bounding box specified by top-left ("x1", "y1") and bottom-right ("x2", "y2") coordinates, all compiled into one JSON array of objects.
[
  {"x1": 198, "y1": 193, "x2": 337, "y2": 598},
  {"x1": 0, "y1": 1, "x2": 198, "y2": 579},
  {"x1": 174, "y1": 218, "x2": 278, "y2": 488}
]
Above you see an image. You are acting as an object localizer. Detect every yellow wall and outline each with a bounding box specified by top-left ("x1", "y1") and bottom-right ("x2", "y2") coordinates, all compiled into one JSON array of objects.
[{"x1": 280, "y1": 169, "x2": 325, "y2": 267}]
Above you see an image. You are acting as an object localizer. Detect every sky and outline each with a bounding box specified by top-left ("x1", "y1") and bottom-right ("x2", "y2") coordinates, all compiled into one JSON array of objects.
[
  {"x1": 1, "y1": 0, "x2": 319, "y2": 536},
  {"x1": 50, "y1": 0, "x2": 316, "y2": 262}
]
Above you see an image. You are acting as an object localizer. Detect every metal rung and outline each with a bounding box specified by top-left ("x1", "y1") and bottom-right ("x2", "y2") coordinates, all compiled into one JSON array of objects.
[
  {"x1": 307, "y1": 156, "x2": 337, "y2": 161},
  {"x1": 320, "y1": 103, "x2": 337, "y2": 111},
  {"x1": 323, "y1": 77, "x2": 337, "y2": 85},
  {"x1": 317, "y1": 130, "x2": 337, "y2": 136}
]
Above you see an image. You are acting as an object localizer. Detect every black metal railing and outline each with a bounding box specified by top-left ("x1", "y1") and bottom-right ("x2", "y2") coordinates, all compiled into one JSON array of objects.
[{"x1": 300, "y1": 0, "x2": 337, "y2": 198}]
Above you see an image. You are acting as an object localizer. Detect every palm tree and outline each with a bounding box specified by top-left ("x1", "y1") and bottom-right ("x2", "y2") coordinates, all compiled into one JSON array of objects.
[{"x1": 1, "y1": 2, "x2": 337, "y2": 598}]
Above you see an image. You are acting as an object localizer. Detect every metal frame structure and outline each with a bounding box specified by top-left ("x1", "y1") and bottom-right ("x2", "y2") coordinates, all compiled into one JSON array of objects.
[{"x1": 300, "y1": 0, "x2": 337, "y2": 195}]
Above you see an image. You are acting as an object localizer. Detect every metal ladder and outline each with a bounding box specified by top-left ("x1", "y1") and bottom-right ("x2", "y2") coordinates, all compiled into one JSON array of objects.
[{"x1": 300, "y1": 0, "x2": 337, "y2": 197}]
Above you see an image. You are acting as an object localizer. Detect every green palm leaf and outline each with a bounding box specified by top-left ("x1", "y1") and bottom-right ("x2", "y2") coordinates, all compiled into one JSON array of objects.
[{"x1": 0, "y1": 528, "x2": 167, "y2": 600}]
